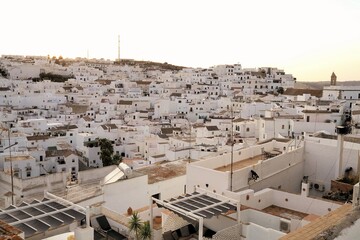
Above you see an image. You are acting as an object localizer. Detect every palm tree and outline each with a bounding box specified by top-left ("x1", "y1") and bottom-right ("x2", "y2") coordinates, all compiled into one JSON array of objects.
[
  {"x1": 139, "y1": 221, "x2": 151, "y2": 240},
  {"x1": 129, "y1": 212, "x2": 142, "y2": 240}
]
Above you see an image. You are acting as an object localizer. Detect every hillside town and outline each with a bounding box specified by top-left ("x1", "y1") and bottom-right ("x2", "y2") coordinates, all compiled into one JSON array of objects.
[{"x1": 1, "y1": 55, "x2": 360, "y2": 240}]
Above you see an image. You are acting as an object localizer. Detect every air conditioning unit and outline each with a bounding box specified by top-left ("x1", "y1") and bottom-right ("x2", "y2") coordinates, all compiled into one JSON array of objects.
[{"x1": 280, "y1": 219, "x2": 290, "y2": 233}]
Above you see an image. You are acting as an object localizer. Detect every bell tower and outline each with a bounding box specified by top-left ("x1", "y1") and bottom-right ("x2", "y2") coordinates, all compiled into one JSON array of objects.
[{"x1": 331, "y1": 72, "x2": 337, "y2": 86}]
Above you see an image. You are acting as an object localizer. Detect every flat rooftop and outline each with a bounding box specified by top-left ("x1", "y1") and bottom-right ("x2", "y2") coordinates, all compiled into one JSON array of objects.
[
  {"x1": 135, "y1": 160, "x2": 187, "y2": 184},
  {"x1": 262, "y1": 205, "x2": 308, "y2": 220},
  {"x1": 5, "y1": 155, "x2": 34, "y2": 162},
  {"x1": 280, "y1": 204, "x2": 352, "y2": 240},
  {"x1": 215, "y1": 154, "x2": 263, "y2": 172}
]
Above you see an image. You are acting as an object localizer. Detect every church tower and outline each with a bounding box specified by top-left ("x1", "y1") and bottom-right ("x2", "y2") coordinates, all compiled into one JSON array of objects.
[{"x1": 330, "y1": 72, "x2": 337, "y2": 86}]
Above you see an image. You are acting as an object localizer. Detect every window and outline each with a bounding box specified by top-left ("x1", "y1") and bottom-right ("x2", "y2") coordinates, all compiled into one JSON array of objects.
[
  {"x1": 282, "y1": 125, "x2": 285, "y2": 129},
  {"x1": 246, "y1": 128, "x2": 250, "y2": 132},
  {"x1": 72, "y1": 159, "x2": 75, "y2": 163}
]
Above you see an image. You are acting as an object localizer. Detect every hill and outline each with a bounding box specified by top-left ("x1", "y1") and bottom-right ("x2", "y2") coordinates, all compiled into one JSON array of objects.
[
  {"x1": 115, "y1": 59, "x2": 186, "y2": 71},
  {"x1": 296, "y1": 81, "x2": 360, "y2": 90}
]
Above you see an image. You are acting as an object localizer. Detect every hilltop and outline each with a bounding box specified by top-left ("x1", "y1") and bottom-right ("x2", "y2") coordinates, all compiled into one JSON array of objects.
[
  {"x1": 114, "y1": 59, "x2": 186, "y2": 71},
  {"x1": 296, "y1": 81, "x2": 360, "y2": 90}
]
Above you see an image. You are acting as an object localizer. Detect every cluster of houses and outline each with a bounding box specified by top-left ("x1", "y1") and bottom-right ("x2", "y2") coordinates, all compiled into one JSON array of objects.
[{"x1": 1, "y1": 55, "x2": 360, "y2": 240}]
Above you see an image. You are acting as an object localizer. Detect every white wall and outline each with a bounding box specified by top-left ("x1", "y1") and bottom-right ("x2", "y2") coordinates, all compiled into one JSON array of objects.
[
  {"x1": 103, "y1": 175, "x2": 148, "y2": 214},
  {"x1": 242, "y1": 222, "x2": 285, "y2": 240},
  {"x1": 78, "y1": 165, "x2": 116, "y2": 184},
  {"x1": 304, "y1": 138, "x2": 360, "y2": 190},
  {"x1": 148, "y1": 175, "x2": 186, "y2": 201}
]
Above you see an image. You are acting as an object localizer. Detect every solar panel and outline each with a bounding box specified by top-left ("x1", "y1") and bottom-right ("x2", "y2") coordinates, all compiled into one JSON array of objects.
[
  {"x1": 14, "y1": 223, "x2": 37, "y2": 238},
  {"x1": 206, "y1": 207, "x2": 222, "y2": 216},
  {"x1": 64, "y1": 209, "x2": 85, "y2": 221},
  {"x1": 30, "y1": 200, "x2": 41, "y2": 204},
  {"x1": 26, "y1": 219, "x2": 50, "y2": 232},
  {"x1": 5, "y1": 205, "x2": 16, "y2": 210},
  {"x1": 222, "y1": 203, "x2": 236, "y2": 210},
  {"x1": 53, "y1": 212, "x2": 75, "y2": 225},
  {"x1": 22, "y1": 207, "x2": 45, "y2": 216},
  {"x1": 39, "y1": 216, "x2": 63, "y2": 228},
  {"x1": 186, "y1": 199, "x2": 207, "y2": 208},
  {"x1": 202, "y1": 195, "x2": 221, "y2": 203},
  {"x1": 213, "y1": 205, "x2": 229, "y2": 213},
  {"x1": 0, "y1": 213, "x2": 18, "y2": 223},
  {"x1": 192, "y1": 197, "x2": 214, "y2": 205},
  {"x1": 46, "y1": 201, "x2": 67, "y2": 210},
  {"x1": 34, "y1": 204, "x2": 56, "y2": 213},
  {"x1": 10, "y1": 210, "x2": 32, "y2": 220},
  {"x1": 195, "y1": 210, "x2": 214, "y2": 218}
]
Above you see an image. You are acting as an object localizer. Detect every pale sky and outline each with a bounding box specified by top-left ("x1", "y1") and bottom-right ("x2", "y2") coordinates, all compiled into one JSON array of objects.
[{"x1": 1, "y1": 0, "x2": 360, "y2": 81}]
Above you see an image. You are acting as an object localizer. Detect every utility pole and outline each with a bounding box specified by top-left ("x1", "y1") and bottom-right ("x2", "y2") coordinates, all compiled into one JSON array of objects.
[
  {"x1": 7, "y1": 129, "x2": 15, "y2": 205},
  {"x1": 230, "y1": 107, "x2": 234, "y2": 191},
  {"x1": 118, "y1": 35, "x2": 120, "y2": 62},
  {"x1": 187, "y1": 118, "x2": 191, "y2": 163}
]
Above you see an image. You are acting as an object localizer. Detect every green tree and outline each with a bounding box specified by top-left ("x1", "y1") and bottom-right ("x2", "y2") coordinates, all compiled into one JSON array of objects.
[
  {"x1": 129, "y1": 212, "x2": 142, "y2": 240},
  {"x1": 113, "y1": 153, "x2": 122, "y2": 164},
  {"x1": 277, "y1": 87, "x2": 284, "y2": 94},
  {"x1": 98, "y1": 138, "x2": 114, "y2": 166},
  {"x1": 139, "y1": 221, "x2": 151, "y2": 240}
]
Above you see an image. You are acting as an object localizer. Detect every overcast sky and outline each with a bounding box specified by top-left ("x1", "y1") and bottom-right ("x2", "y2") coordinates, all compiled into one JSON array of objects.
[{"x1": 1, "y1": 0, "x2": 359, "y2": 81}]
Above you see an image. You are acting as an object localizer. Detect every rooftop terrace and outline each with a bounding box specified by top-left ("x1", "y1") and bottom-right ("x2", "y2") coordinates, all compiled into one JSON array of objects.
[
  {"x1": 215, "y1": 154, "x2": 263, "y2": 172},
  {"x1": 135, "y1": 160, "x2": 187, "y2": 184}
]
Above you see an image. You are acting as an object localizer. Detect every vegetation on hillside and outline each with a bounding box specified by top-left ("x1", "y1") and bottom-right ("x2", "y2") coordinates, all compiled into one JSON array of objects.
[
  {"x1": 37, "y1": 72, "x2": 74, "y2": 82},
  {"x1": 115, "y1": 59, "x2": 185, "y2": 71},
  {"x1": 0, "y1": 66, "x2": 8, "y2": 78}
]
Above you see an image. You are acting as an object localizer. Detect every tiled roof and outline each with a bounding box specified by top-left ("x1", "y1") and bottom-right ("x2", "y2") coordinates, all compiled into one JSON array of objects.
[
  {"x1": 26, "y1": 135, "x2": 50, "y2": 141},
  {"x1": 101, "y1": 124, "x2": 118, "y2": 130},
  {"x1": 302, "y1": 110, "x2": 331, "y2": 114},
  {"x1": 161, "y1": 127, "x2": 182, "y2": 135},
  {"x1": 0, "y1": 220, "x2": 23, "y2": 240},
  {"x1": 50, "y1": 125, "x2": 78, "y2": 131},
  {"x1": 118, "y1": 100, "x2": 133, "y2": 105},
  {"x1": 283, "y1": 88, "x2": 323, "y2": 98},
  {"x1": 206, "y1": 126, "x2": 219, "y2": 131}
]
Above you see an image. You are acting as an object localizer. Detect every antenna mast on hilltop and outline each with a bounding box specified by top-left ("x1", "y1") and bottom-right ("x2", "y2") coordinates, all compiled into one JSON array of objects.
[{"x1": 117, "y1": 35, "x2": 120, "y2": 62}]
